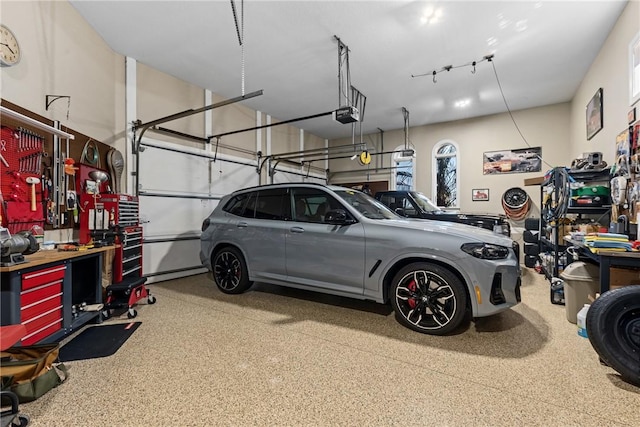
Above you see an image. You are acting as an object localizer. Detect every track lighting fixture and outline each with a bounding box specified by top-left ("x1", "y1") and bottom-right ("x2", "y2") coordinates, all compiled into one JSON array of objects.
[{"x1": 411, "y1": 54, "x2": 495, "y2": 83}]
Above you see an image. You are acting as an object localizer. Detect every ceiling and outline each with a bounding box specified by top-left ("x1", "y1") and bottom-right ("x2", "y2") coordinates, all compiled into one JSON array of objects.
[{"x1": 69, "y1": 0, "x2": 627, "y2": 141}]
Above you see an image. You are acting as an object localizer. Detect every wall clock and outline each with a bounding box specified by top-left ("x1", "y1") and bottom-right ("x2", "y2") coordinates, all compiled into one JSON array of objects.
[{"x1": 0, "y1": 24, "x2": 21, "y2": 67}]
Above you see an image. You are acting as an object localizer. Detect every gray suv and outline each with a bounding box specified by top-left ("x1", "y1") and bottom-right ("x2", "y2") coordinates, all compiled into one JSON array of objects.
[{"x1": 200, "y1": 183, "x2": 521, "y2": 335}]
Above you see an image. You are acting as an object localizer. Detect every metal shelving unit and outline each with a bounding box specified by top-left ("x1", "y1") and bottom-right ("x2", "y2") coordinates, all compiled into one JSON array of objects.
[{"x1": 538, "y1": 167, "x2": 611, "y2": 286}]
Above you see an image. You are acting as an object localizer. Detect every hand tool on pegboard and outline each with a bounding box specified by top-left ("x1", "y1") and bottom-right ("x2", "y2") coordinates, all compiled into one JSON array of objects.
[
  {"x1": 64, "y1": 157, "x2": 79, "y2": 223},
  {"x1": 0, "y1": 189, "x2": 5, "y2": 227},
  {"x1": 0, "y1": 137, "x2": 8, "y2": 168},
  {"x1": 1, "y1": 125, "x2": 46, "y2": 233}
]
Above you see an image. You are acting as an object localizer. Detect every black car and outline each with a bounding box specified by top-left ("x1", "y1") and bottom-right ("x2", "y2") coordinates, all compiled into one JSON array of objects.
[{"x1": 375, "y1": 190, "x2": 511, "y2": 236}]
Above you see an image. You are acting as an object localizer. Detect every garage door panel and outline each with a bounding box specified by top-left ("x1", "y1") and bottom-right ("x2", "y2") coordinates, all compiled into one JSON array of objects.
[
  {"x1": 143, "y1": 239, "x2": 206, "y2": 284},
  {"x1": 138, "y1": 142, "x2": 211, "y2": 194},
  {"x1": 140, "y1": 197, "x2": 218, "y2": 239}
]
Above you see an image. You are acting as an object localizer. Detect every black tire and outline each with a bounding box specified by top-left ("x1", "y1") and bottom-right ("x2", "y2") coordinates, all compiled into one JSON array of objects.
[
  {"x1": 524, "y1": 217, "x2": 541, "y2": 231},
  {"x1": 524, "y1": 254, "x2": 538, "y2": 268},
  {"x1": 523, "y1": 230, "x2": 539, "y2": 243},
  {"x1": 524, "y1": 243, "x2": 540, "y2": 256},
  {"x1": 212, "y1": 246, "x2": 253, "y2": 294},
  {"x1": 390, "y1": 262, "x2": 468, "y2": 335},
  {"x1": 586, "y1": 286, "x2": 640, "y2": 387}
]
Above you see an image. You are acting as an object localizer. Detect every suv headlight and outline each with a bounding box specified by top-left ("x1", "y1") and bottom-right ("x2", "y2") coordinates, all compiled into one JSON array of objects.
[{"x1": 461, "y1": 242, "x2": 510, "y2": 260}]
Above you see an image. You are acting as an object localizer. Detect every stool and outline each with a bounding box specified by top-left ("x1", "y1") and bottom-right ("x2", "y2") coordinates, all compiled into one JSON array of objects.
[{"x1": 103, "y1": 277, "x2": 156, "y2": 319}]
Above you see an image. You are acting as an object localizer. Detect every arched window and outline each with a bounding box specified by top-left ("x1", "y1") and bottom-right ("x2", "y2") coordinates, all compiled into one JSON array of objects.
[
  {"x1": 392, "y1": 146, "x2": 415, "y2": 191},
  {"x1": 432, "y1": 140, "x2": 459, "y2": 208}
]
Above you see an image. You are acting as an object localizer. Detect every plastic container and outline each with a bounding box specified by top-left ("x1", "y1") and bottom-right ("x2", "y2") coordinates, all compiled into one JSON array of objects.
[
  {"x1": 577, "y1": 304, "x2": 590, "y2": 338},
  {"x1": 560, "y1": 261, "x2": 599, "y2": 323}
]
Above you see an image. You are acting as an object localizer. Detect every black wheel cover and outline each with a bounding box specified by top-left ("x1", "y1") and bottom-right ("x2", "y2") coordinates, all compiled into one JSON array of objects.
[{"x1": 586, "y1": 286, "x2": 640, "y2": 387}]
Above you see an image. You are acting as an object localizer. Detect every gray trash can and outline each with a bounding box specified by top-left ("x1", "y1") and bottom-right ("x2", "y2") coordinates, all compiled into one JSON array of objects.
[{"x1": 560, "y1": 261, "x2": 600, "y2": 323}]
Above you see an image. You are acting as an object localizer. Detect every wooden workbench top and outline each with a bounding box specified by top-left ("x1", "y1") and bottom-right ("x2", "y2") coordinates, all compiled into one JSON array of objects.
[
  {"x1": 0, "y1": 245, "x2": 115, "y2": 272},
  {"x1": 597, "y1": 251, "x2": 640, "y2": 260}
]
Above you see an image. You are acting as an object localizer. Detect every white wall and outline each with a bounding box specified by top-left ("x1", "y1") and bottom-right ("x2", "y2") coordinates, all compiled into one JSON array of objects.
[
  {"x1": 569, "y1": 1, "x2": 640, "y2": 162},
  {"x1": 0, "y1": 1, "x2": 121, "y2": 145}
]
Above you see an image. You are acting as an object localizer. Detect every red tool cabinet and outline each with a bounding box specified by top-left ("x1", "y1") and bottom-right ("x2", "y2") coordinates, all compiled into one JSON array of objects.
[
  {"x1": 1, "y1": 249, "x2": 108, "y2": 346},
  {"x1": 79, "y1": 193, "x2": 142, "y2": 283},
  {"x1": 19, "y1": 265, "x2": 65, "y2": 345}
]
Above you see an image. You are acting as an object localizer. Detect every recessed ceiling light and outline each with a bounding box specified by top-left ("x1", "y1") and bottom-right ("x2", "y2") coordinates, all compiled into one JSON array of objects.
[
  {"x1": 421, "y1": 6, "x2": 443, "y2": 25},
  {"x1": 423, "y1": 6, "x2": 434, "y2": 18},
  {"x1": 515, "y1": 20, "x2": 528, "y2": 32},
  {"x1": 487, "y1": 37, "x2": 498, "y2": 47},
  {"x1": 498, "y1": 19, "x2": 511, "y2": 30},
  {"x1": 454, "y1": 99, "x2": 471, "y2": 108}
]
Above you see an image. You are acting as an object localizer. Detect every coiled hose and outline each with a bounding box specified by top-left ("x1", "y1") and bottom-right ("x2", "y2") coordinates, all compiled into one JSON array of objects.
[{"x1": 502, "y1": 187, "x2": 531, "y2": 221}]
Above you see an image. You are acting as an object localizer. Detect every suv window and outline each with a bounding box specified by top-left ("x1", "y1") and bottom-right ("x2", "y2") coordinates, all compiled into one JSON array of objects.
[
  {"x1": 255, "y1": 188, "x2": 288, "y2": 220},
  {"x1": 291, "y1": 188, "x2": 342, "y2": 223},
  {"x1": 223, "y1": 193, "x2": 250, "y2": 216}
]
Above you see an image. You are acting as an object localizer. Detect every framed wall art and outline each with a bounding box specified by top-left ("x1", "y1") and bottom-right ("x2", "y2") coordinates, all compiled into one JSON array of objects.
[
  {"x1": 482, "y1": 147, "x2": 542, "y2": 175},
  {"x1": 586, "y1": 88, "x2": 603, "y2": 140},
  {"x1": 630, "y1": 31, "x2": 640, "y2": 106},
  {"x1": 472, "y1": 188, "x2": 489, "y2": 201}
]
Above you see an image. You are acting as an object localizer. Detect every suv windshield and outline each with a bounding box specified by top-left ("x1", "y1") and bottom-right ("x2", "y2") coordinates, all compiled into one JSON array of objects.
[
  {"x1": 413, "y1": 192, "x2": 441, "y2": 213},
  {"x1": 335, "y1": 190, "x2": 397, "y2": 220}
]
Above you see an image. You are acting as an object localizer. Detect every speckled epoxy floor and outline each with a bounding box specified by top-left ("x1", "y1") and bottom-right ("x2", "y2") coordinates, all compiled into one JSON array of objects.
[{"x1": 19, "y1": 269, "x2": 640, "y2": 426}]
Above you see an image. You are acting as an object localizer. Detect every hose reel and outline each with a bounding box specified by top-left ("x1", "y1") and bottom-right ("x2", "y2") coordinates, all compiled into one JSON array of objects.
[{"x1": 502, "y1": 187, "x2": 531, "y2": 221}]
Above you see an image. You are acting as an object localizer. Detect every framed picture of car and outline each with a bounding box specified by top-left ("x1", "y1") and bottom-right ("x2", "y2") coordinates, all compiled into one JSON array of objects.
[
  {"x1": 472, "y1": 188, "x2": 490, "y2": 201},
  {"x1": 482, "y1": 147, "x2": 542, "y2": 175},
  {"x1": 586, "y1": 88, "x2": 603, "y2": 140}
]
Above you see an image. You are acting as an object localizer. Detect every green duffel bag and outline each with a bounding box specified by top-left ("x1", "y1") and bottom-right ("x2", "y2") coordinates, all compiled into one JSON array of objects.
[{"x1": 0, "y1": 343, "x2": 68, "y2": 403}]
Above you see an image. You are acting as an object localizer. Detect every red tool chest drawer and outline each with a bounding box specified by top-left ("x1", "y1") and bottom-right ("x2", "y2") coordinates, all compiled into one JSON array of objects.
[
  {"x1": 20, "y1": 280, "x2": 63, "y2": 307},
  {"x1": 21, "y1": 306, "x2": 63, "y2": 343},
  {"x1": 21, "y1": 265, "x2": 66, "y2": 290},
  {"x1": 21, "y1": 318, "x2": 63, "y2": 346},
  {"x1": 21, "y1": 292, "x2": 63, "y2": 321}
]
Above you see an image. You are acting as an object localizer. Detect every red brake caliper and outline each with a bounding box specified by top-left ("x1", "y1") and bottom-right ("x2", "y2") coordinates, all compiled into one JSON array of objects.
[{"x1": 408, "y1": 280, "x2": 417, "y2": 309}]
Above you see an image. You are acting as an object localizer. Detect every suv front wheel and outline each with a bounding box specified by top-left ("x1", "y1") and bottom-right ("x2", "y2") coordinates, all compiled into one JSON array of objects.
[{"x1": 391, "y1": 263, "x2": 468, "y2": 335}]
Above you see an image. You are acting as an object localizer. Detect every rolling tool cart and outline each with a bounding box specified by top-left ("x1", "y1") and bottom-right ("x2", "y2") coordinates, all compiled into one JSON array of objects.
[{"x1": 91, "y1": 225, "x2": 156, "y2": 319}]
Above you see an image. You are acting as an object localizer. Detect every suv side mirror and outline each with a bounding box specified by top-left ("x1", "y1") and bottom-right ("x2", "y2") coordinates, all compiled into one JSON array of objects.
[
  {"x1": 394, "y1": 208, "x2": 406, "y2": 217},
  {"x1": 324, "y1": 209, "x2": 356, "y2": 225}
]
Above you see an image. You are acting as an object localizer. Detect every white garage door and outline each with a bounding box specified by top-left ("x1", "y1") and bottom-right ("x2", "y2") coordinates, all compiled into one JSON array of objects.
[{"x1": 137, "y1": 137, "x2": 259, "y2": 283}]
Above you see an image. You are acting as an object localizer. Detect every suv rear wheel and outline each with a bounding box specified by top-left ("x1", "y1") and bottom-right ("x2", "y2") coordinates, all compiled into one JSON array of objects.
[
  {"x1": 212, "y1": 247, "x2": 253, "y2": 294},
  {"x1": 391, "y1": 263, "x2": 468, "y2": 335}
]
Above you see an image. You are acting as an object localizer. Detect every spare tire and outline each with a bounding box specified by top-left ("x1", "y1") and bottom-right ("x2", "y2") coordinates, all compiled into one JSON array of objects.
[{"x1": 586, "y1": 286, "x2": 640, "y2": 387}]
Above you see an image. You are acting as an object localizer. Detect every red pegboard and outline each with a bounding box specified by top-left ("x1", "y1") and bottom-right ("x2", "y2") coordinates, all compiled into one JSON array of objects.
[{"x1": 1, "y1": 125, "x2": 45, "y2": 233}]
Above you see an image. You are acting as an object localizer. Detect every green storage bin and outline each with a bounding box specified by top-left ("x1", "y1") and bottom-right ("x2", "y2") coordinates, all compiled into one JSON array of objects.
[{"x1": 571, "y1": 185, "x2": 610, "y2": 197}]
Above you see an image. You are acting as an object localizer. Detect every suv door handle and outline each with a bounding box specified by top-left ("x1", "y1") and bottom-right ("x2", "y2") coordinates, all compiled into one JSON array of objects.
[
  {"x1": 290, "y1": 226, "x2": 305, "y2": 233},
  {"x1": 237, "y1": 222, "x2": 248, "y2": 228}
]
